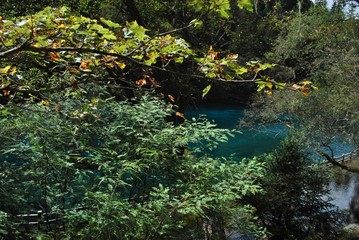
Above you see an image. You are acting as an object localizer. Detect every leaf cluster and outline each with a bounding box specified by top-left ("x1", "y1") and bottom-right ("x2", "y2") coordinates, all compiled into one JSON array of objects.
[
  {"x1": 0, "y1": 7, "x2": 281, "y2": 103},
  {"x1": 0, "y1": 92, "x2": 265, "y2": 239}
]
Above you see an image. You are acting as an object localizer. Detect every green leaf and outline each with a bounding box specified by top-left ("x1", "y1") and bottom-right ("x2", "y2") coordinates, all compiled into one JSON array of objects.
[
  {"x1": 127, "y1": 21, "x2": 148, "y2": 41},
  {"x1": 237, "y1": 0, "x2": 253, "y2": 12},
  {"x1": 202, "y1": 84, "x2": 212, "y2": 98},
  {"x1": 235, "y1": 66, "x2": 248, "y2": 75},
  {"x1": 0, "y1": 66, "x2": 11, "y2": 74},
  {"x1": 113, "y1": 45, "x2": 127, "y2": 53},
  {"x1": 100, "y1": 18, "x2": 121, "y2": 29},
  {"x1": 103, "y1": 34, "x2": 117, "y2": 40},
  {"x1": 205, "y1": 72, "x2": 217, "y2": 78},
  {"x1": 256, "y1": 81, "x2": 266, "y2": 92},
  {"x1": 217, "y1": 0, "x2": 230, "y2": 18},
  {"x1": 258, "y1": 63, "x2": 276, "y2": 71}
]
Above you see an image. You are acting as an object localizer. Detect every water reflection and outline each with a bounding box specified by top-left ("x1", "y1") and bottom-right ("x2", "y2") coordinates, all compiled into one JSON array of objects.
[{"x1": 329, "y1": 166, "x2": 359, "y2": 210}]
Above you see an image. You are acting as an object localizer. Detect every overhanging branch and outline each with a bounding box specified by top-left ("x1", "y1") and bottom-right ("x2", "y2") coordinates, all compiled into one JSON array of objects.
[
  {"x1": 20, "y1": 45, "x2": 263, "y2": 83},
  {"x1": 315, "y1": 147, "x2": 359, "y2": 173}
]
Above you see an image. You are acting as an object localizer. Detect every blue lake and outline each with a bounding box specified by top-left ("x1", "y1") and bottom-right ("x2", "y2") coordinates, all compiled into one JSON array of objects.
[
  {"x1": 186, "y1": 103, "x2": 355, "y2": 159},
  {"x1": 186, "y1": 103, "x2": 288, "y2": 158},
  {"x1": 186, "y1": 103, "x2": 357, "y2": 210}
]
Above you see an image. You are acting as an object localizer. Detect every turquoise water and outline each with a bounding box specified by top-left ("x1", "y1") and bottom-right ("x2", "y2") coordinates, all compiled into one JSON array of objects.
[
  {"x1": 186, "y1": 103, "x2": 287, "y2": 159},
  {"x1": 186, "y1": 103, "x2": 355, "y2": 159},
  {"x1": 186, "y1": 103, "x2": 357, "y2": 210}
]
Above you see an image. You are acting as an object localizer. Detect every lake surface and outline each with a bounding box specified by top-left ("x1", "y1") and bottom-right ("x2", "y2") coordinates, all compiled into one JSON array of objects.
[
  {"x1": 186, "y1": 103, "x2": 287, "y2": 158},
  {"x1": 186, "y1": 103, "x2": 357, "y2": 211}
]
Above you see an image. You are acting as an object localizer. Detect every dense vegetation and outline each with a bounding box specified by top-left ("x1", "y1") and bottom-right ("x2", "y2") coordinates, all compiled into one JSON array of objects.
[{"x1": 0, "y1": 0, "x2": 358, "y2": 239}]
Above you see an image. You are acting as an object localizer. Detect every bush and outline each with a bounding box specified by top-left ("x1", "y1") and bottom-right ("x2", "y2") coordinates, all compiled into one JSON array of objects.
[
  {"x1": 0, "y1": 93, "x2": 264, "y2": 239},
  {"x1": 249, "y1": 133, "x2": 344, "y2": 239}
]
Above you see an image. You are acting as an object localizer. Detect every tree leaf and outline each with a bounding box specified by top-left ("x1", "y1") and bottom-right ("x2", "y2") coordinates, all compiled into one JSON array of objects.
[
  {"x1": 114, "y1": 61, "x2": 126, "y2": 69},
  {"x1": 202, "y1": 84, "x2": 212, "y2": 98},
  {"x1": 237, "y1": 0, "x2": 253, "y2": 12},
  {"x1": 127, "y1": 21, "x2": 148, "y2": 41},
  {"x1": 0, "y1": 66, "x2": 11, "y2": 74},
  {"x1": 49, "y1": 52, "x2": 61, "y2": 61},
  {"x1": 100, "y1": 18, "x2": 121, "y2": 29}
]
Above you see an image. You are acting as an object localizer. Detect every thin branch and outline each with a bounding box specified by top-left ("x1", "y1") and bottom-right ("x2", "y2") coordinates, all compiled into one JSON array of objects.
[
  {"x1": 0, "y1": 40, "x2": 30, "y2": 58},
  {"x1": 1, "y1": 45, "x2": 296, "y2": 92},
  {"x1": 125, "y1": 20, "x2": 198, "y2": 57},
  {"x1": 0, "y1": 76, "x2": 140, "y2": 94},
  {"x1": 20, "y1": 45, "x2": 263, "y2": 83},
  {"x1": 0, "y1": 29, "x2": 34, "y2": 58},
  {"x1": 155, "y1": 20, "x2": 198, "y2": 37},
  {"x1": 315, "y1": 146, "x2": 359, "y2": 173}
]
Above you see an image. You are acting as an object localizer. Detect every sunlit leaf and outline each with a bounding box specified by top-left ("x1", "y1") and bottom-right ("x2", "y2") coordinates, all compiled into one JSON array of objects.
[
  {"x1": 114, "y1": 61, "x2": 126, "y2": 69},
  {"x1": 80, "y1": 59, "x2": 92, "y2": 71},
  {"x1": 299, "y1": 81, "x2": 313, "y2": 86},
  {"x1": 127, "y1": 21, "x2": 148, "y2": 41},
  {"x1": 258, "y1": 63, "x2": 276, "y2": 71},
  {"x1": 136, "y1": 79, "x2": 146, "y2": 86},
  {"x1": 113, "y1": 45, "x2": 127, "y2": 53},
  {"x1": 49, "y1": 52, "x2": 61, "y2": 61},
  {"x1": 217, "y1": 0, "x2": 230, "y2": 18},
  {"x1": 2, "y1": 90, "x2": 10, "y2": 96},
  {"x1": 205, "y1": 72, "x2": 217, "y2": 78},
  {"x1": 238, "y1": 0, "x2": 253, "y2": 12},
  {"x1": 103, "y1": 34, "x2": 117, "y2": 40},
  {"x1": 100, "y1": 18, "x2": 121, "y2": 29},
  {"x1": 257, "y1": 81, "x2": 266, "y2": 92},
  {"x1": 202, "y1": 84, "x2": 212, "y2": 98},
  {"x1": 235, "y1": 66, "x2": 248, "y2": 75},
  {"x1": 58, "y1": 23, "x2": 66, "y2": 29},
  {"x1": 0, "y1": 66, "x2": 11, "y2": 74},
  {"x1": 227, "y1": 54, "x2": 238, "y2": 60},
  {"x1": 168, "y1": 95, "x2": 175, "y2": 102},
  {"x1": 7, "y1": 67, "x2": 16, "y2": 75},
  {"x1": 40, "y1": 100, "x2": 50, "y2": 106}
]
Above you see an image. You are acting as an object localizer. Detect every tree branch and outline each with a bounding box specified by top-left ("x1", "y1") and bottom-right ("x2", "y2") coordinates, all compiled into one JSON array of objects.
[
  {"x1": 315, "y1": 147, "x2": 359, "y2": 174},
  {"x1": 125, "y1": 20, "x2": 198, "y2": 57},
  {"x1": 0, "y1": 40, "x2": 30, "y2": 58},
  {"x1": 21, "y1": 45, "x2": 263, "y2": 83},
  {"x1": 0, "y1": 77, "x2": 140, "y2": 94}
]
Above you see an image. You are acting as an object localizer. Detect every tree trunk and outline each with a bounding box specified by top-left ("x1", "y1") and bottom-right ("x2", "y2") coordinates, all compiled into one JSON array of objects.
[{"x1": 123, "y1": 0, "x2": 145, "y2": 26}]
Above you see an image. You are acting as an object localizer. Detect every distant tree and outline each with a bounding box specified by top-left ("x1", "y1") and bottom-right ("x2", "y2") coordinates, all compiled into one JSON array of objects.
[
  {"x1": 250, "y1": 133, "x2": 343, "y2": 239},
  {"x1": 244, "y1": 5, "x2": 359, "y2": 171}
]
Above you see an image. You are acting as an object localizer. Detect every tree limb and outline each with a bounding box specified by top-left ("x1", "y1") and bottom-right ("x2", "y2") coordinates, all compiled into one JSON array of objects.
[
  {"x1": 315, "y1": 147, "x2": 359, "y2": 174},
  {"x1": 20, "y1": 45, "x2": 263, "y2": 83}
]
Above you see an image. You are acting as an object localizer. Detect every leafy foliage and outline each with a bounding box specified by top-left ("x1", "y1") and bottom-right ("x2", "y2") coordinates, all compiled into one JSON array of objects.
[
  {"x1": 250, "y1": 133, "x2": 343, "y2": 239},
  {"x1": 0, "y1": 6, "x2": 287, "y2": 103},
  {"x1": 0, "y1": 92, "x2": 265, "y2": 239},
  {"x1": 245, "y1": 5, "x2": 359, "y2": 158},
  {"x1": 0, "y1": 6, "x2": 278, "y2": 238}
]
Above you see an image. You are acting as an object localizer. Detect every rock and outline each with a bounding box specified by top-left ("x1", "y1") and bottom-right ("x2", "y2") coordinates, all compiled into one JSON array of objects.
[{"x1": 343, "y1": 224, "x2": 359, "y2": 239}]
